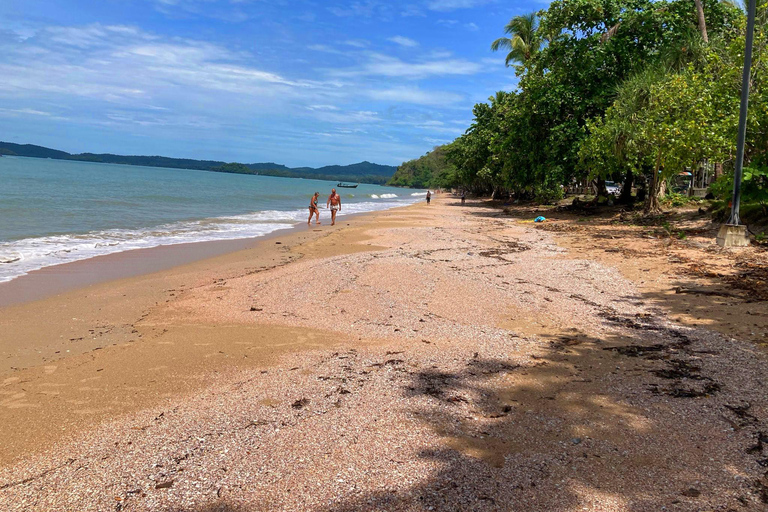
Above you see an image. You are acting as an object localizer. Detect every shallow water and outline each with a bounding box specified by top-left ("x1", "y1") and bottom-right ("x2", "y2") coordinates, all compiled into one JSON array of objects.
[{"x1": 0, "y1": 156, "x2": 420, "y2": 282}]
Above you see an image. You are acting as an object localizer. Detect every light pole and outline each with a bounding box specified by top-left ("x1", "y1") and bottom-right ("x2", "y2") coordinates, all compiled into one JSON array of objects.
[{"x1": 717, "y1": 0, "x2": 757, "y2": 247}]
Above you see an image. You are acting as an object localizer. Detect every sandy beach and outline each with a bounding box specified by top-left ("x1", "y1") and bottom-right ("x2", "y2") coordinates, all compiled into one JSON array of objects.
[{"x1": 2, "y1": 196, "x2": 768, "y2": 511}]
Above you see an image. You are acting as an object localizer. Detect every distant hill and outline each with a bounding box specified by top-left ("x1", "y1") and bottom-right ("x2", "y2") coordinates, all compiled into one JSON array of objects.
[{"x1": 0, "y1": 141, "x2": 398, "y2": 185}]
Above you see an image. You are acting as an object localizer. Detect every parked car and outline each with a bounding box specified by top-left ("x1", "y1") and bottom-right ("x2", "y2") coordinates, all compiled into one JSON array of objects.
[{"x1": 605, "y1": 180, "x2": 621, "y2": 196}]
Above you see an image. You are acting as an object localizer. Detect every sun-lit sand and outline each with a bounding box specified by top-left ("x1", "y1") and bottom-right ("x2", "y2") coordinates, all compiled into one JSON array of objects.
[{"x1": 2, "y1": 196, "x2": 768, "y2": 511}]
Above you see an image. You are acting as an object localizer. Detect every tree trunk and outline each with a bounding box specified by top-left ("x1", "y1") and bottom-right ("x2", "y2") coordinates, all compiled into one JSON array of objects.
[
  {"x1": 590, "y1": 178, "x2": 608, "y2": 204},
  {"x1": 694, "y1": 0, "x2": 709, "y2": 43},
  {"x1": 619, "y1": 168, "x2": 634, "y2": 204},
  {"x1": 644, "y1": 150, "x2": 663, "y2": 214}
]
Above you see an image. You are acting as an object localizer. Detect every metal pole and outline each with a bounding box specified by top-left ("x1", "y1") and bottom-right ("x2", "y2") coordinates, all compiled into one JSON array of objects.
[{"x1": 728, "y1": 0, "x2": 757, "y2": 225}]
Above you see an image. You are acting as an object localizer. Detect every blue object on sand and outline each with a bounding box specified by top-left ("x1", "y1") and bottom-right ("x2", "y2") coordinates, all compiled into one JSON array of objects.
[{"x1": 534, "y1": 216, "x2": 546, "y2": 223}]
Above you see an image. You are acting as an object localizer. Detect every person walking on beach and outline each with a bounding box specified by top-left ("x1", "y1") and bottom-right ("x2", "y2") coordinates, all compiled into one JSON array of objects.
[
  {"x1": 327, "y1": 188, "x2": 342, "y2": 226},
  {"x1": 308, "y1": 192, "x2": 321, "y2": 225},
  {"x1": 426, "y1": 190, "x2": 431, "y2": 205},
  {"x1": 461, "y1": 190, "x2": 466, "y2": 205}
]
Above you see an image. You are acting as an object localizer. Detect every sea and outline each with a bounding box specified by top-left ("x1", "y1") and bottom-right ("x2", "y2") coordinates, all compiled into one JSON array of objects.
[{"x1": 0, "y1": 156, "x2": 425, "y2": 283}]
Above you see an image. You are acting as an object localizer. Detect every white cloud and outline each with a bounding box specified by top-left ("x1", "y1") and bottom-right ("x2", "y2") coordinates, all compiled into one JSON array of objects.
[
  {"x1": 401, "y1": 5, "x2": 426, "y2": 17},
  {"x1": 424, "y1": 136, "x2": 451, "y2": 145},
  {"x1": 332, "y1": 53, "x2": 481, "y2": 78},
  {"x1": 327, "y1": 1, "x2": 392, "y2": 19},
  {"x1": 307, "y1": 104, "x2": 341, "y2": 111},
  {"x1": 0, "y1": 107, "x2": 51, "y2": 116},
  {"x1": 308, "y1": 109, "x2": 381, "y2": 124},
  {"x1": 0, "y1": 20, "x2": 487, "y2": 165},
  {"x1": 341, "y1": 39, "x2": 369, "y2": 48},
  {"x1": 387, "y1": 36, "x2": 419, "y2": 47},
  {"x1": 427, "y1": 0, "x2": 496, "y2": 11},
  {"x1": 0, "y1": 23, "x2": 341, "y2": 114},
  {"x1": 366, "y1": 87, "x2": 463, "y2": 106},
  {"x1": 307, "y1": 44, "x2": 344, "y2": 54}
]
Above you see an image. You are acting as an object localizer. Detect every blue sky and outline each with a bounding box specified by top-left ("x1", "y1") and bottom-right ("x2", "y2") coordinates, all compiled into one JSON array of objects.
[{"x1": 0, "y1": 0, "x2": 531, "y2": 167}]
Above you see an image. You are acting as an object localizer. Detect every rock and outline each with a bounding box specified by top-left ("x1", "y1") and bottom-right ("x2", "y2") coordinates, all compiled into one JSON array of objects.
[
  {"x1": 571, "y1": 438, "x2": 582, "y2": 445},
  {"x1": 155, "y1": 480, "x2": 174, "y2": 490}
]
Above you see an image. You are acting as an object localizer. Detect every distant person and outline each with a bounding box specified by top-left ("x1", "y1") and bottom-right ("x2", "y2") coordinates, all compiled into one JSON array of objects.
[
  {"x1": 426, "y1": 190, "x2": 431, "y2": 205},
  {"x1": 327, "y1": 188, "x2": 342, "y2": 225},
  {"x1": 308, "y1": 192, "x2": 320, "y2": 225},
  {"x1": 461, "y1": 190, "x2": 466, "y2": 205}
]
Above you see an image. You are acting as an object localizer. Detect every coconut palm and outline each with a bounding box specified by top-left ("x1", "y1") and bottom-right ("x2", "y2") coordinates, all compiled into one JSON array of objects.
[
  {"x1": 694, "y1": 0, "x2": 709, "y2": 42},
  {"x1": 491, "y1": 13, "x2": 542, "y2": 66}
]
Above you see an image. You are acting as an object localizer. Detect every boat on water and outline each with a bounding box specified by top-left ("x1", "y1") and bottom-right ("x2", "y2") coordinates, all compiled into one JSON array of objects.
[{"x1": 336, "y1": 182, "x2": 358, "y2": 188}]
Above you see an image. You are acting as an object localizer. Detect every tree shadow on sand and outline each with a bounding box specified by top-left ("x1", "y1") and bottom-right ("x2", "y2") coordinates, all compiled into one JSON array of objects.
[
  {"x1": 310, "y1": 322, "x2": 767, "y2": 511},
  {"x1": 171, "y1": 317, "x2": 768, "y2": 512}
]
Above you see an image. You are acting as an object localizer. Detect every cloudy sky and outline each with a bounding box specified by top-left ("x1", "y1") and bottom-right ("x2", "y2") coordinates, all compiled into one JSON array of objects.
[{"x1": 0, "y1": 0, "x2": 530, "y2": 167}]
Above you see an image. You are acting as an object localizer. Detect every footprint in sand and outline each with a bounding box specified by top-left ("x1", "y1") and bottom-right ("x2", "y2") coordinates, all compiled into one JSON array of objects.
[
  {"x1": 2, "y1": 377, "x2": 20, "y2": 386},
  {"x1": 73, "y1": 408, "x2": 110, "y2": 415},
  {"x1": 65, "y1": 399, "x2": 90, "y2": 405},
  {"x1": 44, "y1": 365, "x2": 57, "y2": 374},
  {"x1": 1, "y1": 392, "x2": 40, "y2": 409},
  {"x1": 5, "y1": 402, "x2": 41, "y2": 409}
]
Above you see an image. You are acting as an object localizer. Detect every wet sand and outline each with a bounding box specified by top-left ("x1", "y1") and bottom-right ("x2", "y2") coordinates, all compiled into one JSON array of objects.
[{"x1": 0, "y1": 207, "x2": 406, "y2": 463}]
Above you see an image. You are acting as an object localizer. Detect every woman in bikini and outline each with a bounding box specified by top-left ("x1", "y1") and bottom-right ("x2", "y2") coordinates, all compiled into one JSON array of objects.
[{"x1": 308, "y1": 192, "x2": 321, "y2": 225}]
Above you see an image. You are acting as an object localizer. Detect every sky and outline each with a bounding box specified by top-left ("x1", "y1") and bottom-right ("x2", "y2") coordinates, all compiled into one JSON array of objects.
[{"x1": 0, "y1": 0, "x2": 533, "y2": 167}]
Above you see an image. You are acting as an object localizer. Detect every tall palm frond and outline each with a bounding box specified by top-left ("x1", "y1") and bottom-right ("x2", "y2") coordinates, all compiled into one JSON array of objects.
[{"x1": 491, "y1": 13, "x2": 542, "y2": 66}]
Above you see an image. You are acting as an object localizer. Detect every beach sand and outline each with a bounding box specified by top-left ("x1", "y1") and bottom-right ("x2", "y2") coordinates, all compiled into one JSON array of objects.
[{"x1": 2, "y1": 196, "x2": 768, "y2": 511}]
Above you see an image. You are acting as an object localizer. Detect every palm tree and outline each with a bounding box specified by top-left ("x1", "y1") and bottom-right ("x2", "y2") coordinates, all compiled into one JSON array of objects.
[
  {"x1": 694, "y1": 0, "x2": 709, "y2": 42},
  {"x1": 491, "y1": 13, "x2": 542, "y2": 66}
]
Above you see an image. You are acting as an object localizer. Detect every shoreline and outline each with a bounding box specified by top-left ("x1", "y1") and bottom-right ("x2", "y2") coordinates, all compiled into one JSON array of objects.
[
  {"x1": 0, "y1": 205, "x2": 411, "y2": 308},
  {"x1": 0, "y1": 201, "x2": 422, "y2": 464}
]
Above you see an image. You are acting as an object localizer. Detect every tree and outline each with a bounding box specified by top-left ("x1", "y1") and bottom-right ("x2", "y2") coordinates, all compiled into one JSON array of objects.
[
  {"x1": 695, "y1": 0, "x2": 710, "y2": 42},
  {"x1": 491, "y1": 13, "x2": 543, "y2": 66}
]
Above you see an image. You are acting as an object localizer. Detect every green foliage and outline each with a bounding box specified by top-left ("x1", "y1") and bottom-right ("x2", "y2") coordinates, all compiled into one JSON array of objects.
[
  {"x1": 711, "y1": 167, "x2": 768, "y2": 214},
  {"x1": 491, "y1": 13, "x2": 544, "y2": 67},
  {"x1": 388, "y1": 145, "x2": 457, "y2": 188},
  {"x1": 533, "y1": 184, "x2": 564, "y2": 204},
  {"x1": 447, "y1": 0, "x2": 748, "y2": 201},
  {"x1": 445, "y1": 0, "x2": 757, "y2": 211},
  {"x1": 662, "y1": 192, "x2": 698, "y2": 207}
]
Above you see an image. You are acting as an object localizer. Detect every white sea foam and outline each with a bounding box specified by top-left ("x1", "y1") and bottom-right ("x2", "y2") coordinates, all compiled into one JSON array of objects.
[
  {"x1": 411, "y1": 192, "x2": 427, "y2": 196},
  {"x1": 0, "y1": 199, "x2": 417, "y2": 283}
]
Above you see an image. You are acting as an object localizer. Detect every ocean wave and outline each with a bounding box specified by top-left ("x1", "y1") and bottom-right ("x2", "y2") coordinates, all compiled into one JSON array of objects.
[
  {"x1": 0, "y1": 198, "x2": 417, "y2": 283},
  {"x1": 370, "y1": 193, "x2": 398, "y2": 199},
  {"x1": 411, "y1": 192, "x2": 426, "y2": 196}
]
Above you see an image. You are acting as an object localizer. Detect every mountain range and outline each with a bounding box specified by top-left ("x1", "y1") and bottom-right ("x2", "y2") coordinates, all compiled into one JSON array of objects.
[{"x1": 0, "y1": 141, "x2": 398, "y2": 185}]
